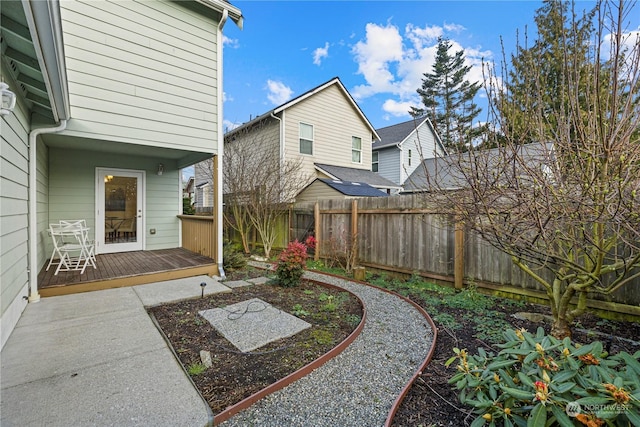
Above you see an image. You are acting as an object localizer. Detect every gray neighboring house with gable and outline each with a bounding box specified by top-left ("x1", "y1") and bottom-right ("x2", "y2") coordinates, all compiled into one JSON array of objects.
[{"x1": 373, "y1": 117, "x2": 446, "y2": 190}]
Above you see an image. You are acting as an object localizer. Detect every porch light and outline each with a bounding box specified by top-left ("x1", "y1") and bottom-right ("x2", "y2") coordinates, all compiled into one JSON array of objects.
[
  {"x1": 0, "y1": 82, "x2": 17, "y2": 116},
  {"x1": 157, "y1": 164, "x2": 164, "y2": 176}
]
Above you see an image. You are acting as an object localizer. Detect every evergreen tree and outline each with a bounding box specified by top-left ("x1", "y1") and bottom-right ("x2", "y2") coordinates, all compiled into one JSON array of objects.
[
  {"x1": 416, "y1": 37, "x2": 483, "y2": 152},
  {"x1": 497, "y1": 0, "x2": 596, "y2": 145}
]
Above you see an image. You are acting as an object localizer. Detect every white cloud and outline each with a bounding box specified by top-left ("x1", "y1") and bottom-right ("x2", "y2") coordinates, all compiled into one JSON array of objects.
[
  {"x1": 351, "y1": 21, "x2": 492, "y2": 120},
  {"x1": 313, "y1": 42, "x2": 330, "y2": 65},
  {"x1": 223, "y1": 35, "x2": 239, "y2": 48},
  {"x1": 351, "y1": 23, "x2": 405, "y2": 99},
  {"x1": 223, "y1": 119, "x2": 241, "y2": 132},
  {"x1": 381, "y1": 99, "x2": 419, "y2": 117},
  {"x1": 266, "y1": 80, "x2": 294, "y2": 105}
]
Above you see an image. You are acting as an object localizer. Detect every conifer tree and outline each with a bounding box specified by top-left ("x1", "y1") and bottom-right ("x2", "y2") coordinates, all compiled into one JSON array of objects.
[{"x1": 416, "y1": 37, "x2": 483, "y2": 152}]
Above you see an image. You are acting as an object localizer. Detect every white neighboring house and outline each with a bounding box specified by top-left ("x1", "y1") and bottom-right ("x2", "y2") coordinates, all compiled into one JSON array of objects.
[
  {"x1": 373, "y1": 117, "x2": 446, "y2": 189},
  {"x1": 0, "y1": 0, "x2": 242, "y2": 350}
]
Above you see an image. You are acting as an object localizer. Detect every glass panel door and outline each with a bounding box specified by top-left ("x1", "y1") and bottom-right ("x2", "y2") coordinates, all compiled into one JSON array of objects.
[{"x1": 96, "y1": 168, "x2": 144, "y2": 254}]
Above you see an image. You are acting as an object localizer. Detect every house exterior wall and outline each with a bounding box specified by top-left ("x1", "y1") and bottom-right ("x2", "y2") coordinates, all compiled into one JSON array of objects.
[
  {"x1": 296, "y1": 181, "x2": 345, "y2": 203},
  {"x1": 1, "y1": 72, "x2": 31, "y2": 349},
  {"x1": 282, "y1": 84, "x2": 373, "y2": 179},
  {"x1": 47, "y1": 148, "x2": 180, "y2": 255},
  {"x1": 375, "y1": 147, "x2": 402, "y2": 185},
  {"x1": 59, "y1": 0, "x2": 220, "y2": 154},
  {"x1": 400, "y1": 123, "x2": 442, "y2": 185}
]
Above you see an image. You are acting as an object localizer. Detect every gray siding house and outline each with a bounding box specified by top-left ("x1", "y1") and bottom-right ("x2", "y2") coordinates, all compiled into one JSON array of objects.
[{"x1": 373, "y1": 117, "x2": 446, "y2": 188}]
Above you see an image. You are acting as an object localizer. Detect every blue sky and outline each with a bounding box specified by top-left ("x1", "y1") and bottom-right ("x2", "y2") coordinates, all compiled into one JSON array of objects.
[{"x1": 221, "y1": 1, "x2": 560, "y2": 131}]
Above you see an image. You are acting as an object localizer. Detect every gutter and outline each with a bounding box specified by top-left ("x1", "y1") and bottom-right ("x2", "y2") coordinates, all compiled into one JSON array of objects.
[{"x1": 28, "y1": 120, "x2": 68, "y2": 302}]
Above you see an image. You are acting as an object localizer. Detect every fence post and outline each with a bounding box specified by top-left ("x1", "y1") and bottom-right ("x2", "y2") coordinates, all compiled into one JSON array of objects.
[
  {"x1": 351, "y1": 199, "x2": 358, "y2": 265},
  {"x1": 314, "y1": 202, "x2": 320, "y2": 261},
  {"x1": 454, "y1": 216, "x2": 464, "y2": 289}
]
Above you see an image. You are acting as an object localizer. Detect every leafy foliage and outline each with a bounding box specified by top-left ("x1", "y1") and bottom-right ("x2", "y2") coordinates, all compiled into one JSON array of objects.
[
  {"x1": 447, "y1": 327, "x2": 640, "y2": 426},
  {"x1": 223, "y1": 241, "x2": 247, "y2": 272},
  {"x1": 275, "y1": 240, "x2": 310, "y2": 287}
]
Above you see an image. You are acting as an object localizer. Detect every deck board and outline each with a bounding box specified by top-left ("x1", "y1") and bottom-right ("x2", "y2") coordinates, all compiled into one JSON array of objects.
[{"x1": 38, "y1": 248, "x2": 217, "y2": 297}]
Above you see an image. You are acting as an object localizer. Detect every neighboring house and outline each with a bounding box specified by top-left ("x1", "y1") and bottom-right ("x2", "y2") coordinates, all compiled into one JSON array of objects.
[
  {"x1": 0, "y1": 0, "x2": 242, "y2": 350},
  {"x1": 194, "y1": 76, "x2": 399, "y2": 205},
  {"x1": 296, "y1": 178, "x2": 389, "y2": 203},
  {"x1": 402, "y1": 142, "x2": 555, "y2": 193},
  {"x1": 183, "y1": 176, "x2": 195, "y2": 203},
  {"x1": 373, "y1": 117, "x2": 446, "y2": 188}
]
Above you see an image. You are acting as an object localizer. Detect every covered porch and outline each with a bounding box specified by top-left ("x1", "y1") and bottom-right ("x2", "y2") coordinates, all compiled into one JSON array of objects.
[{"x1": 37, "y1": 248, "x2": 217, "y2": 297}]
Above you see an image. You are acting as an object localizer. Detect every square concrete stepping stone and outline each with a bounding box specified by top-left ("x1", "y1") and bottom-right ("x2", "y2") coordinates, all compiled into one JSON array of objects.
[
  {"x1": 222, "y1": 280, "x2": 253, "y2": 289},
  {"x1": 199, "y1": 298, "x2": 311, "y2": 352},
  {"x1": 247, "y1": 276, "x2": 269, "y2": 285}
]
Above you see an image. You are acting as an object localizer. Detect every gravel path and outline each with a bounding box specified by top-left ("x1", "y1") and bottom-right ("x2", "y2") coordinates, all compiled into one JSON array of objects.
[{"x1": 221, "y1": 269, "x2": 434, "y2": 427}]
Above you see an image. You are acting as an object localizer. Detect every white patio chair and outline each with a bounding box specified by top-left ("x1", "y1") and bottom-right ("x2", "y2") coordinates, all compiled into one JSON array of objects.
[
  {"x1": 46, "y1": 221, "x2": 96, "y2": 275},
  {"x1": 60, "y1": 220, "x2": 96, "y2": 272}
]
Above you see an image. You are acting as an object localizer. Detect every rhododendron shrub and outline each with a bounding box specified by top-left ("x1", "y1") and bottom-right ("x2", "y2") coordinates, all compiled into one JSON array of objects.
[{"x1": 446, "y1": 327, "x2": 640, "y2": 426}]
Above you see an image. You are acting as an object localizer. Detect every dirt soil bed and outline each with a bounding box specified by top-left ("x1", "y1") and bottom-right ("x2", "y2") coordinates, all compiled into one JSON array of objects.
[
  {"x1": 387, "y1": 288, "x2": 640, "y2": 427},
  {"x1": 149, "y1": 272, "x2": 362, "y2": 415}
]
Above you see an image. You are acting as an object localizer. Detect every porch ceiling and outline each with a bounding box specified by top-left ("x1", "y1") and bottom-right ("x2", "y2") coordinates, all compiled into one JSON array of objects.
[
  {"x1": 44, "y1": 133, "x2": 214, "y2": 168},
  {"x1": 0, "y1": 1, "x2": 54, "y2": 122}
]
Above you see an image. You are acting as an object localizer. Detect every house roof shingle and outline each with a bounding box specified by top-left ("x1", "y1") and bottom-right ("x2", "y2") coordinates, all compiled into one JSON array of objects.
[{"x1": 314, "y1": 163, "x2": 401, "y2": 189}]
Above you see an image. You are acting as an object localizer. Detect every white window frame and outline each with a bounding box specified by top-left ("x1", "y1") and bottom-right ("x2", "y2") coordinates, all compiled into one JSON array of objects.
[
  {"x1": 372, "y1": 151, "x2": 379, "y2": 172},
  {"x1": 299, "y1": 122, "x2": 314, "y2": 155},
  {"x1": 352, "y1": 136, "x2": 362, "y2": 164}
]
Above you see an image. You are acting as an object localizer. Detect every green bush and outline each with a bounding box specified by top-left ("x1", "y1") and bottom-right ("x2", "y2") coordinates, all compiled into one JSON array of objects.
[
  {"x1": 223, "y1": 241, "x2": 247, "y2": 272},
  {"x1": 446, "y1": 327, "x2": 640, "y2": 427}
]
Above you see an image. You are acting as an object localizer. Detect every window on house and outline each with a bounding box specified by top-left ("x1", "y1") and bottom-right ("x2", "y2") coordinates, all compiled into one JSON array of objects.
[
  {"x1": 299, "y1": 123, "x2": 313, "y2": 155},
  {"x1": 352, "y1": 136, "x2": 362, "y2": 163},
  {"x1": 372, "y1": 151, "x2": 379, "y2": 172},
  {"x1": 408, "y1": 149, "x2": 412, "y2": 166}
]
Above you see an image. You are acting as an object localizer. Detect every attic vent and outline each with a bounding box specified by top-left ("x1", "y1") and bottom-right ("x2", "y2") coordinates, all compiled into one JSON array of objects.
[
  {"x1": 9, "y1": 59, "x2": 18, "y2": 74},
  {"x1": 332, "y1": 180, "x2": 342, "y2": 184},
  {"x1": 352, "y1": 182, "x2": 361, "y2": 186},
  {"x1": 20, "y1": 82, "x2": 27, "y2": 93}
]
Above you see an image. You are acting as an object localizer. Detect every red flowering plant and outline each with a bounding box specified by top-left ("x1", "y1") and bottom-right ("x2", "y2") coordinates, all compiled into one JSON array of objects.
[{"x1": 275, "y1": 240, "x2": 309, "y2": 287}]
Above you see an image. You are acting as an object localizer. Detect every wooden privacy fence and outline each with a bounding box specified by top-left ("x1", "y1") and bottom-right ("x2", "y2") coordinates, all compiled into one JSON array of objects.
[{"x1": 295, "y1": 194, "x2": 640, "y2": 318}]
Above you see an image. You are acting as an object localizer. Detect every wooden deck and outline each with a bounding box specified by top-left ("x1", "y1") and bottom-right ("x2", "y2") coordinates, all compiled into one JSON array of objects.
[{"x1": 38, "y1": 248, "x2": 217, "y2": 297}]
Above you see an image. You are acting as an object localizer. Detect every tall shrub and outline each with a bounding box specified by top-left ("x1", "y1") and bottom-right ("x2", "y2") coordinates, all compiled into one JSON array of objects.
[{"x1": 275, "y1": 240, "x2": 309, "y2": 287}]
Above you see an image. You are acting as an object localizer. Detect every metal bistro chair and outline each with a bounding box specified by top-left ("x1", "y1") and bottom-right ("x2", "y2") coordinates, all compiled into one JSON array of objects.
[{"x1": 46, "y1": 221, "x2": 96, "y2": 275}]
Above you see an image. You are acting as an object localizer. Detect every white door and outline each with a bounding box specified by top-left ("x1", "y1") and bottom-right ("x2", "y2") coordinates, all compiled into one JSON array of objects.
[{"x1": 96, "y1": 168, "x2": 144, "y2": 254}]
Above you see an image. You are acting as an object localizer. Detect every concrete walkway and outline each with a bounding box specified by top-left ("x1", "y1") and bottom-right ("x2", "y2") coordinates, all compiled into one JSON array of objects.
[{"x1": 1, "y1": 276, "x2": 228, "y2": 427}]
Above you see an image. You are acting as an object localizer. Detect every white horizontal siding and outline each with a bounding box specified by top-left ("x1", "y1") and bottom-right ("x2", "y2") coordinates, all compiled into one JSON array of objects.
[
  {"x1": 283, "y1": 84, "x2": 373, "y2": 177},
  {"x1": 60, "y1": 0, "x2": 220, "y2": 153}
]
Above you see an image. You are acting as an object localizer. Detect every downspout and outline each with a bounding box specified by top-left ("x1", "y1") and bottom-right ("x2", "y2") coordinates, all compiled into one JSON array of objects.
[
  {"x1": 216, "y1": 9, "x2": 228, "y2": 278},
  {"x1": 28, "y1": 120, "x2": 67, "y2": 302}
]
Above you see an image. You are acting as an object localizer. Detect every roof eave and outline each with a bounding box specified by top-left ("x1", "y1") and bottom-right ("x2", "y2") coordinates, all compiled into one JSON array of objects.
[
  {"x1": 22, "y1": 0, "x2": 71, "y2": 121},
  {"x1": 194, "y1": 0, "x2": 244, "y2": 29}
]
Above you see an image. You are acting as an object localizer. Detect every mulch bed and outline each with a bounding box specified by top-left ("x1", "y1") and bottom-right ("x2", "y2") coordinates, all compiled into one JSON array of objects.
[{"x1": 149, "y1": 275, "x2": 362, "y2": 415}]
